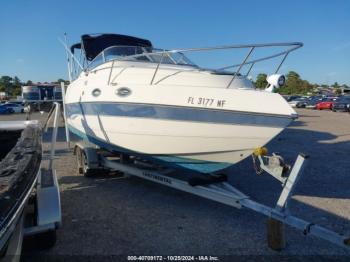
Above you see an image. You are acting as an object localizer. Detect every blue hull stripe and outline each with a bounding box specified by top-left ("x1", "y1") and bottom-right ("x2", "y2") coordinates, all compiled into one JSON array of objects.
[
  {"x1": 68, "y1": 125, "x2": 231, "y2": 174},
  {"x1": 66, "y1": 102, "x2": 291, "y2": 127}
]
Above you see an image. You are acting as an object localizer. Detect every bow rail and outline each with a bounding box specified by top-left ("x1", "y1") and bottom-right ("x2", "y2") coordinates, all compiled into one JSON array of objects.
[{"x1": 64, "y1": 39, "x2": 303, "y2": 88}]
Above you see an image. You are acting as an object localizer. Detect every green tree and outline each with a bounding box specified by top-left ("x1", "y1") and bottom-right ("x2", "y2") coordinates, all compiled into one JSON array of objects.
[
  {"x1": 26, "y1": 80, "x2": 33, "y2": 85},
  {"x1": 278, "y1": 71, "x2": 314, "y2": 95},
  {"x1": 13, "y1": 76, "x2": 21, "y2": 86},
  {"x1": 0, "y1": 76, "x2": 23, "y2": 96},
  {"x1": 12, "y1": 76, "x2": 22, "y2": 96},
  {"x1": 286, "y1": 71, "x2": 300, "y2": 80},
  {"x1": 0, "y1": 76, "x2": 13, "y2": 94},
  {"x1": 255, "y1": 73, "x2": 267, "y2": 89},
  {"x1": 285, "y1": 71, "x2": 301, "y2": 93},
  {"x1": 55, "y1": 78, "x2": 70, "y2": 85},
  {"x1": 0, "y1": 76, "x2": 13, "y2": 86},
  {"x1": 333, "y1": 82, "x2": 339, "y2": 88},
  {"x1": 334, "y1": 88, "x2": 342, "y2": 95}
]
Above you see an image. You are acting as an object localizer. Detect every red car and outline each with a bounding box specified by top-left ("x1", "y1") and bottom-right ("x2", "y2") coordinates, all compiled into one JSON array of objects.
[{"x1": 315, "y1": 98, "x2": 338, "y2": 110}]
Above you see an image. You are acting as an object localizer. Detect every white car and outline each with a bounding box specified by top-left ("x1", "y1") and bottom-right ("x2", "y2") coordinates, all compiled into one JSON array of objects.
[{"x1": 4, "y1": 103, "x2": 25, "y2": 113}]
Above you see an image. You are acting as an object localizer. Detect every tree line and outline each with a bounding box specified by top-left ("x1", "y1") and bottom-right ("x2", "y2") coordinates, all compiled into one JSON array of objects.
[
  {"x1": 0, "y1": 73, "x2": 348, "y2": 97},
  {"x1": 254, "y1": 71, "x2": 349, "y2": 95}
]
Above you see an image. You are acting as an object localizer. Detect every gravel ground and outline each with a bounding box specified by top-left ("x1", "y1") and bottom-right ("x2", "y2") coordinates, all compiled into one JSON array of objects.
[{"x1": 1, "y1": 109, "x2": 350, "y2": 260}]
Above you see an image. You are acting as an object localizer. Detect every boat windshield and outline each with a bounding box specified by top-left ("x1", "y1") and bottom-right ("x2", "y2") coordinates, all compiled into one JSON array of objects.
[{"x1": 87, "y1": 46, "x2": 197, "y2": 70}]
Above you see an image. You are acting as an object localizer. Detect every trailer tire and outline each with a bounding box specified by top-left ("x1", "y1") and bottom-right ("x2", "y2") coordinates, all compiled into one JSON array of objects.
[
  {"x1": 75, "y1": 147, "x2": 84, "y2": 174},
  {"x1": 81, "y1": 151, "x2": 99, "y2": 177}
]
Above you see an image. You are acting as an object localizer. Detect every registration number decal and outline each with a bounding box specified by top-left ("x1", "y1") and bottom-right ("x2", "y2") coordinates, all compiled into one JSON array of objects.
[{"x1": 187, "y1": 97, "x2": 226, "y2": 108}]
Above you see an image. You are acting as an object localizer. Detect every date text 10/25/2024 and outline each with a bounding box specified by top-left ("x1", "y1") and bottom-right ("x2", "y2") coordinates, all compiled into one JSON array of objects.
[{"x1": 187, "y1": 97, "x2": 226, "y2": 108}]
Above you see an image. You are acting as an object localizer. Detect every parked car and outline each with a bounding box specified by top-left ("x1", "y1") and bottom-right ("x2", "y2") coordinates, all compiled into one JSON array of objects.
[
  {"x1": 288, "y1": 97, "x2": 308, "y2": 108},
  {"x1": 304, "y1": 96, "x2": 325, "y2": 109},
  {"x1": 295, "y1": 97, "x2": 315, "y2": 108},
  {"x1": 332, "y1": 96, "x2": 350, "y2": 112},
  {"x1": 0, "y1": 104, "x2": 14, "y2": 114},
  {"x1": 3, "y1": 103, "x2": 25, "y2": 113},
  {"x1": 315, "y1": 98, "x2": 338, "y2": 110},
  {"x1": 284, "y1": 95, "x2": 302, "y2": 102}
]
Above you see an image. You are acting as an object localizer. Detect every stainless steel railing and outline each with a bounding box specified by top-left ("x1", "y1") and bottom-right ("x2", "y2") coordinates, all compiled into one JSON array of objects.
[
  {"x1": 80, "y1": 42, "x2": 303, "y2": 87},
  {"x1": 137, "y1": 42, "x2": 303, "y2": 88}
]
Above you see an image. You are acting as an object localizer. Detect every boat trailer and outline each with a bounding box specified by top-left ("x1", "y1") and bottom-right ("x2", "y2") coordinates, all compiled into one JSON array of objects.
[
  {"x1": 55, "y1": 79, "x2": 349, "y2": 251},
  {"x1": 72, "y1": 141, "x2": 350, "y2": 251}
]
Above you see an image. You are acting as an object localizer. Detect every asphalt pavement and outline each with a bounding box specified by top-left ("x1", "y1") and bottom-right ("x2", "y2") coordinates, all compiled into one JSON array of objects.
[{"x1": 1, "y1": 109, "x2": 349, "y2": 260}]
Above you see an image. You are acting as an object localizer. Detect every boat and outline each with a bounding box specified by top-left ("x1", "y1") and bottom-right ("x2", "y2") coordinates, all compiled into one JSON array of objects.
[
  {"x1": 63, "y1": 34, "x2": 302, "y2": 174},
  {"x1": 0, "y1": 121, "x2": 41, "y2": 256},
  {"x1": 0, "y1": 114, "x2": 62, "y2": 257}
]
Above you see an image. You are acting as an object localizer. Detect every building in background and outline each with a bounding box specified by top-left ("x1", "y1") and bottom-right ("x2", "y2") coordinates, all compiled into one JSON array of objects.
[
  {"x1": 22, "y1": 84, "x2": 62, "y2": 102},
  {"x1": 314, "y1": 86, "x2": 334, "y2": 96},
  {"x1": 0, "y1": 92, "x2": 8, "y2": 101},
  {"x1": 21, "y1": 83, "x2": 62, "y2": 111},
  {"x1": 340, "y1": 85, "x2": 350, "y2": 94}
]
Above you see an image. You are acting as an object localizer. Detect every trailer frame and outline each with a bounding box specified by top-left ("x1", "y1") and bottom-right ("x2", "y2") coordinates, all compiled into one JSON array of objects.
[{"x1": 73, "y1": 141, "x2": 350, "y2": 251}]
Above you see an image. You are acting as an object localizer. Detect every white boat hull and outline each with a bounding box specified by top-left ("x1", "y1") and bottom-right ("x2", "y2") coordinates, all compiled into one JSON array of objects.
[
  {"x1": 68, "y1": 113, "x2": 289, "y2": 159},
  {"x1": 65, "y1": 61, "x2": 296, "y2": 173}
]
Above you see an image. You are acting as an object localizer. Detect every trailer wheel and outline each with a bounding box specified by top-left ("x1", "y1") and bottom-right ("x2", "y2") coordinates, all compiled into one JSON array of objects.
[
  {"x1": 81, "y1": 151, "x2": 99, "y2": 177},
  {"x1": 75, "y1": 147, "x2": 84, "y2": 174},
  {"x1": 35, "y1": 230, "x2": 57, "y2": 249}
]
